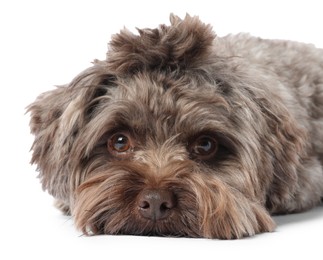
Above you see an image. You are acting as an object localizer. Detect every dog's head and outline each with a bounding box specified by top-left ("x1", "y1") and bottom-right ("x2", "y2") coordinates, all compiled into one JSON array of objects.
[{"x1": 28, "y1": 14, "x2": 306, "y2": 239}]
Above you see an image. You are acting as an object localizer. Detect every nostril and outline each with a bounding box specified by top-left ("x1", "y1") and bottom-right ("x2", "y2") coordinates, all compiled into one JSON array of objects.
[
  {"x1": 160, "y1": 201, "x2": 174, "y2": 211},
  {"x1": 139, "y1": 200, "x2": 150, "y2": 209}
]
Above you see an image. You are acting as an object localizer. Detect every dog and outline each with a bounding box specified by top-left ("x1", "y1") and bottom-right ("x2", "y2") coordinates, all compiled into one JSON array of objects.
[{"x1": 27, "y1": 14, "x2": 323, "y2": 239}]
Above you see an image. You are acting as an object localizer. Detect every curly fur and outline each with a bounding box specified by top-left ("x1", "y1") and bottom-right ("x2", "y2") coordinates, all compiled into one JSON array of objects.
[{"x1": 27, "y1": 14, "x2": 323, "y2": 239}]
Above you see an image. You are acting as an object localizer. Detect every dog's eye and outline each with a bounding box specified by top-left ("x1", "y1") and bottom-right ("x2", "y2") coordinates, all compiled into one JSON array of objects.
[
  {"x1": 108, "y1": 133, "x2": 134, "y2": 156},
  {"x1": 190, "y1": 135, "x2": 218, "y2": 160}
]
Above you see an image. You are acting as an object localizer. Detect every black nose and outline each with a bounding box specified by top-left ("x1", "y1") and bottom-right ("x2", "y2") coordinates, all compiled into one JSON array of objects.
[{"x1": 138, "y1": 189, "x2": 176, "y2": 221}]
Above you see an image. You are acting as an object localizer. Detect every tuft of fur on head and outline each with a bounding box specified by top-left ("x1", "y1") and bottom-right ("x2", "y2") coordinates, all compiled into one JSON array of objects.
[
  {"x1": 106, "y1": 14, "x2": 216, "y2": 74},
  {"x1": 27, "y1": 14, "x2": 323, "y2": 239}
]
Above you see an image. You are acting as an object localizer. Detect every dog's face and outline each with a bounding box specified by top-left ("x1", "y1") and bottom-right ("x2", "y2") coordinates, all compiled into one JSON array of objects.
[
  {"x1": 28, "y1": 15, "x2": 306, "y2": 239},
  {"x1": 71, "y1": 74, "x2": 276, "y2": 239}
]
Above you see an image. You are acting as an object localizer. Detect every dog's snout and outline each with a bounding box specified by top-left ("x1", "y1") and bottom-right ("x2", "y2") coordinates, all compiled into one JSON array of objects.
[{"x1": 138, "y1": 189, "x2": 176, "y2": 221}]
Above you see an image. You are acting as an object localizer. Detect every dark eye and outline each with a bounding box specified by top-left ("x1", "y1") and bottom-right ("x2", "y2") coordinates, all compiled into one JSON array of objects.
[
  {"x1": 190, "y1": 135, "x2": 218, "y2": 160},
  {"x1": 108, "y1": 133, "x2": 134, "y2": 157}
]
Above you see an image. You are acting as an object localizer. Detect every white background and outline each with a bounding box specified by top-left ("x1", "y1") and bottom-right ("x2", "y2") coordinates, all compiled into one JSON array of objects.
[{"x1": 1, "y1": 0, "x2": 323, "y2": 259}]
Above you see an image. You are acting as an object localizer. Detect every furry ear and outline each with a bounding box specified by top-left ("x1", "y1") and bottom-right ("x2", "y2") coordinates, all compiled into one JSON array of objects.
[
  {"x1": 27, "y1": 61, "x2": 113, "y2": 201},
  {"x1": 220, "y1": 70, "x2": 308, "y2": 212},
  {"x1": 107, "y1": 14, "x2": 216, "y2": 74},
  {"x1": 263, "y1": 102, "x2": 307, "y2": 212},
  {"x1": 255, "y1": 92, "x2": 307, "y2": 212}
]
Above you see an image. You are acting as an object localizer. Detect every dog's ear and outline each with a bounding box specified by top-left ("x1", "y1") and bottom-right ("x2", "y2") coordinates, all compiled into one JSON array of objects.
[
  {"x1": 256, "y1": 92, "x2": 307, "y2": 211},
  {"x1": 27, "y1": 61, "x2": 114, "y2": 201},
  {"x1": 222, "y1": 71, "x2": 307, "y2": 213},
  {"x1": 106, "y1": 14, "x2": 216, "y2": 74}
]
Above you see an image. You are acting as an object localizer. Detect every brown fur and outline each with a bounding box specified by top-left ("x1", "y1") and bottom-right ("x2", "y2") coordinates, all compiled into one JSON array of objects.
[{"x1": 27, "y1": 14, "x2": 323, "y2": 239}]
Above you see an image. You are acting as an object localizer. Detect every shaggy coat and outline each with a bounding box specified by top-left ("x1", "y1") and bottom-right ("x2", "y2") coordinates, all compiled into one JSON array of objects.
[{"x1": 28, "y1": 14, "x2": 323, "y2": 239}]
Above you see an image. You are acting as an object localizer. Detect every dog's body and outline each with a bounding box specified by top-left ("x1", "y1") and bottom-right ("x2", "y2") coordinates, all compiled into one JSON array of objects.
[{"x1": 28, "y1": 15, "x2": 323, "y2": 239}]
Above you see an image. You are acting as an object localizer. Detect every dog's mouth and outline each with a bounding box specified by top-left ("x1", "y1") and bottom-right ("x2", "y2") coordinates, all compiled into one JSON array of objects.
[
  {"x1": 71, "y1": 166, "x2": 202, "y2": 239},
  {"x1": 72, "y1": 161, "x2": 202, "y2": 237},
  {"x1": 105, "y1": 211, "x2": 200, "y2": 238},
  {"x1": 74, "y1": 188, "x2": 200, "y2": 238}
]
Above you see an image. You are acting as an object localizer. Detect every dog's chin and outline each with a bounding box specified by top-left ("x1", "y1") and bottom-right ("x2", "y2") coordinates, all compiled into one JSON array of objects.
[{"x1": 72, "y1": 161, "x2": 275, "y2": 239}]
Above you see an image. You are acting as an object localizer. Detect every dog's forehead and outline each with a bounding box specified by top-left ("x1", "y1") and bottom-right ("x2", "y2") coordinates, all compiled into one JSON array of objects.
[{"x1": 107, "y1": 74, "x2": 230, "y2": 137}]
